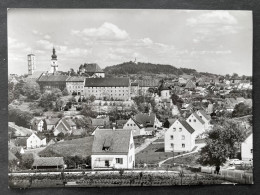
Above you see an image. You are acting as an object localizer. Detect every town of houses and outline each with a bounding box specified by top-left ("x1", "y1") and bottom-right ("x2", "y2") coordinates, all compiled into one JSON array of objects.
[{"x1": 8, "y1": 48, "x2": 252, "y2": 171}]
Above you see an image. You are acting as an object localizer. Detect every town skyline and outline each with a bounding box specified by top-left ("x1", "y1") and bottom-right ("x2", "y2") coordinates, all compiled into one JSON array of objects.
[{"x1": 8, "y1": 9, "x2": 252, "y2": 76}]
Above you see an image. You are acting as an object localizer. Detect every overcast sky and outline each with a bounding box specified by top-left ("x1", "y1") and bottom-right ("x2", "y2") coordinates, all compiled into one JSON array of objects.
[{"x1": 8, "y1": 9, "x2": 252, "y2": 76}]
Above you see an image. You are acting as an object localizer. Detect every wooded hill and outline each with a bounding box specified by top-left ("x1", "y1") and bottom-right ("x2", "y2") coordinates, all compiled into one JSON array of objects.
[{"x1": 104, "y1": 61, "x2": 198, "y2": 76}]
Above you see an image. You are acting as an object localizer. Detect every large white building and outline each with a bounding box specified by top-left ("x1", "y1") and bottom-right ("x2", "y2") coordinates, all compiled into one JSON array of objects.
[
  {"x1": 164, "y1": 119, "x2": 196, "y2": 152},
  {"x1": 84, "y1": 78, "x2": 131, "y2": 100},
  {"x1": 91, "y1": 129, "x2": 135, "y2": 169},
  {"x1": 66, "y1": 76, "x2": 85, "y2": 95}
]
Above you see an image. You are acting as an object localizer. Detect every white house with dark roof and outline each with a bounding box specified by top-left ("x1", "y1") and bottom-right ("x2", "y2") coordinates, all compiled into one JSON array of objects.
[
  {"x1": 196, "y1": 109, "x2": 212, "y2": 130},
  {"x1": 91, "y1": 129, "x2": 135, "y2": 169},
  {"x1": 186, "y1": 112, "x2": 206, "y2": 137},
  {"x1": 133, "y1": 112, "x2": 162, "y2": 130},
  {"x1": 84, "y1": 78, "x2": 131, "y2": 100},
  {"x1": 123, "y1": 117, "x2": 145, "y2": 137},
  {"x1": 164, "y1": 119, "x2": 196, "y2": 152},
  {"x1": 26, "y1": 133, "x2": 46, "y2": 149},
  {"x1": 53, "y1": 117, "x2": 77, "y2": 136}
]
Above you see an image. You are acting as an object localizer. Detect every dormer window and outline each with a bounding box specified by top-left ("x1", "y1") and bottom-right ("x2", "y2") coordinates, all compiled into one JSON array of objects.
[{"x1": 102, "y1": 146, "x2": 110, "y2": 151}]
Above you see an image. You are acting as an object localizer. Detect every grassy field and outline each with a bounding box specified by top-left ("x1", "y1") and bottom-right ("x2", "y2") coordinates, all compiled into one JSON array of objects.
[
  {"x1": 164, "y1": 153, "x2": 200, "y2": 167},
  {"x1": 135, "y1": 142, "x2": 185, "y2": 164},
  {"x1": 39, "y1": 136, "x2": 94, "y2": 158}
]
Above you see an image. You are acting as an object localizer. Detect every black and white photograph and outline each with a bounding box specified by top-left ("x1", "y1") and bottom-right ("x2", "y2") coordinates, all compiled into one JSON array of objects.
[{"x1": 7, "y1": 9, "x2": 253, "y2": 187}]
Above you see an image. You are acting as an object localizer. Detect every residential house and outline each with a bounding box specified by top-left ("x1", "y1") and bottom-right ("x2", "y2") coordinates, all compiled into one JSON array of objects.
[
  {"x1": 224, "y1": 98, "x2": 238, "y2": 111},
  {"x1": 133, "y1": 112, "x2": 162, "y2": 130},
  {"x1": 91, "y1": 116, "x2": 110, "y2": 129},
  {"x1": 32, "y1": 157, "x2": 65, "y2": 169},
  {"x1": 186, "y1": 112, "x2": 206, "y2": 136},
  {"x1": 31, "y1": 119, "x2": 44, "y2": 132},
  {"x1": 91, "y1": 129, "x2": 135, "y2": 169},
  {"x1": 196, "y1": 109, "x2": 212, "y2": 130},
  {"x1": 123, "y1": 117, "x2": 145, "y2": 137},
  {"x1": 53, "y1": 118, "x2": 77, "y2": 136},
  {"x1": 26, "y1": 133, "x2": 47, "y2": 149},
  {"x1": 241, "y1": 133, "x2": 253, "y2": 162},
  {"x1": 43, "y1": 118, "x2": 60, "y2": 131},
  {"x1": 164, "y1": 119, "x2": 196, "y2": 152},
  {"x1": 185, "y1": 80, "x2": 196, "y2": 91}
]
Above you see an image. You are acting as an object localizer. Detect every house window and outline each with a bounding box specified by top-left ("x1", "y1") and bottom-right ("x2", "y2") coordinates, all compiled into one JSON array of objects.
[
  {"x1": 179, "y1": 128, "x2": 182, "y2": 132},
  {"x1": 200, "y1": 116, "x2": 202, "y2": 118},
  {"x1": 182, "y1": 135, "x2": 185, "y2": 140},
  {"x1": 251, "y1": 149, "x2": 253, "y2": 153},
  {"x1": 173, "y1": 128, "x2": 176, "y2": 132},
  {"x1": 194, "y1": 119, "x2": 196, "y2": 122},
  {"x1": 189, "y1": 119, "x2": 191, "y2": 122},
  {"x1": 170, "y1": 135, "x2": 174, "y2": 140},
  {"x1": 116, "y1": 158, "x2": 123, "y2": 164},
  {"x1": 182, "y1": 144, "x2": 185, "y2": 148},
  {"x1": 171, "y1": 143, "x2": 174, "y2": 148},
  {"x1": 105, "y1": 160, "x2": 110, "y2": 167}
]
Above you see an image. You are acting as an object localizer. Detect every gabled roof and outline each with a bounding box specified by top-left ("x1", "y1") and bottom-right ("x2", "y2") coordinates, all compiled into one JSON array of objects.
[
  {"x1": 80, "y1": 63, "x2": 104, "y2": 73},
  {"x1": 92, "y1": 129, "x2": 131, "y2": 154},
  {"x1": 138, "y1": 79, "x2": 159, "y2": 87},
  {"x1": 38, "y1": 74, "x2": 69, "y2": 82},
  {"x1": 128, "y1": 117, "x2": 143, "y2": 129},
  {"x1": 32, "y1": 157, "x2": 64, "y2": 167},
  {"x1": 116, "y1": 120, "x2": 127, "y2": 128},
  {"x1": 9, "y1": 151, "x2": 18, "y2": 161},
  {"x1": 133, "y1": 112, "x2": 157, "y2": 127},
  {"x1": 178, "y1": 119, "x2": 195, "y2": 134},
  {"x1": 197, "y1": 109, "x2": 211, "y2": 121},
  {"x1": 168, "y1": 118, "x2": 177, "y2": 126},
  {"x1": 66, "y1": 76, "x2": 85, "y2": 82},
  {"x1": 26, "y1": 71, "x2": 46, "y2": 79},
  {"x1": 44, "y1": 118, "x2": 60, "y2": 126},
  {"x1": 91, "y1": 117, "x2": 109, "y2": 127},
  {"x1": 185, "y1": 80, "x2": 196, "y2": 89},
  {"x1": 85, "y1": 78, "x2": 130, "y2": 87},
  {"x1": 191, "y1": 112, "x2": 205, "y2": 124}
]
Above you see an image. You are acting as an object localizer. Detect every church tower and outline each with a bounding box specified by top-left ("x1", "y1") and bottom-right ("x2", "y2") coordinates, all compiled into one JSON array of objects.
[
  {"x1": 28, "y1": 54, "x2": 36, "y2": 75},
  {"x1": 49, "y1": 47, "x2": 58, "y2": 74}
]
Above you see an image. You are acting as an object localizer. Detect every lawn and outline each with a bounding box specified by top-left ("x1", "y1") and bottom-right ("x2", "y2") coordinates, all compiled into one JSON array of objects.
[
  {"x1": 135, "y1": 142, "x2": 185, "y2": 164},
  {"x1": 134, "y1": 135, "x2": 154, "y2": 148},
  {"x1": 39, "y1": 136, "x2": 94, "y2": 158},
  {"x1": 164, "y1": 153, "x2": 201, "y2": 167}
]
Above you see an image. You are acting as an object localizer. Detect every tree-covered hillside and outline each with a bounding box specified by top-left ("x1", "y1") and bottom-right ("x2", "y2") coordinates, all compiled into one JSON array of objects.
[{"x1": 104, "y1": 61, "x2": 197, "y2": 75}]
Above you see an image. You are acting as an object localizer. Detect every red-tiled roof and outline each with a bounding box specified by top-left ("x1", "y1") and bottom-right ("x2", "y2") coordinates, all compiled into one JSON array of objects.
[
  {"x1": 85, "y1": 78, "x2": 130, "y2": 87},
  {"x1": 92, "y1": 129, "x2": 131, "y2": 154}
]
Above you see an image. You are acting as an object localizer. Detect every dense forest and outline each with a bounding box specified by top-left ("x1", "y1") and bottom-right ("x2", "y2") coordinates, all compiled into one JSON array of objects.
[{"x1": 104, "y1": 61, "x2": 197, "y2": 76}]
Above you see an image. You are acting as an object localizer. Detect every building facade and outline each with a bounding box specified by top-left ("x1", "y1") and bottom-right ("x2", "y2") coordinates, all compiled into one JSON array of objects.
[
  {"x1": 241, "y1": 133, "x2": 253, "y2": 162},
  {"x1": 28, "y1": 54, "x2": 36, "y2": 75},
  {"x1": 66, "y1": 76, "x2": 85, "y2": 95},
  {"x1": 84, "y1": 78, "x2": 131, "y2": 100},
  {"x1": 164, "y1": 119, "x2": 196, "y2": 152},
  {"x1": 91, "y1": 129, "x2": 135, "y2": 169},
  {"x1": 26, "y1": 133, "x2": 46, "y2": 149}
]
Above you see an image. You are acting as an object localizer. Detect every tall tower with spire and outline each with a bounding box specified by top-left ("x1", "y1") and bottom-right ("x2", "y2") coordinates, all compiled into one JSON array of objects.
[
  {"x1": 49, "y1": 47, "x2": 58, "y2": 74},
  {"x1": 27, "y1": 53, "x2": 36, "y2": 75}
]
